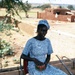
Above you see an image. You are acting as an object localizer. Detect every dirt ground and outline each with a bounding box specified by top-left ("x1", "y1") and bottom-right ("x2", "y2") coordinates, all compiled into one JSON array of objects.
[{"x1": 0, "y1": 18, "x2": 75, "y2": 74}]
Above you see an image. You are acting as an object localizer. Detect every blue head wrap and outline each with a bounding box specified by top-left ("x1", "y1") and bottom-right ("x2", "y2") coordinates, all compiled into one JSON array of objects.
[{"x1": 38, "y1": 19, "x2": 50, "y2": 29}]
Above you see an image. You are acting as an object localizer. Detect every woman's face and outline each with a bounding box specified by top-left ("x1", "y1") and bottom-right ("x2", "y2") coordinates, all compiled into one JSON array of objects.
[{"x1": 38, "y1": 26, "x2": 48, "y2": 37}]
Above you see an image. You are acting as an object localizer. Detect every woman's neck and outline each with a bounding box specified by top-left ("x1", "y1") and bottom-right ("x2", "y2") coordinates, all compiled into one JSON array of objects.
[{"x1": 34, "y1": 35, "x2": 46, "y2": 41}]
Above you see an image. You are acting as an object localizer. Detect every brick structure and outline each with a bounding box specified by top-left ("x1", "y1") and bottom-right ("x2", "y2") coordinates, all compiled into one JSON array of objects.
[{"x1": 37, "y1": 8, "x2": 75, "y2": 22}]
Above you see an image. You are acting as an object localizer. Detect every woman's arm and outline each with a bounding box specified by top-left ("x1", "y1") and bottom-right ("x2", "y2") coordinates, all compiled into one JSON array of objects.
[
  {"x1": 21, "y1": 54, "x2": 44, "y2": 65},
  {"x1": 21, "y1": 53, "x2": 34, "y2": 61},
  {"x1": 44, "y1": 54, "x2": 51, "y2": 65}
]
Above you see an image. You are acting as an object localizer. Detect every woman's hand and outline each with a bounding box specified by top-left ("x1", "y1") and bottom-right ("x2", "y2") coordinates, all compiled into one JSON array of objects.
[
  {"x1": 35, "y1": 64, "x2": 46, "y2": 71},
  {"x1": 37, "y1": 64, "x2": 45, "y2": 69},
  {"x1": 33, "y1": 58, "x2": 47, "y2": 71}
]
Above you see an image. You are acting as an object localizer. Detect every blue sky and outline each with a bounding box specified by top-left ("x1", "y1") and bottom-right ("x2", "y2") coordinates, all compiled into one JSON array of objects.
[{"x1": 22, "y1": 0, "x2": 75, "y2": 5}]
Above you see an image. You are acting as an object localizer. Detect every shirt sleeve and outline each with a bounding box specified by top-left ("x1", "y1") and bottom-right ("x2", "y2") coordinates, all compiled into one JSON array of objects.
[
  {"x1": 22, "y1": 40, "x2": 32, "y2": 55},
  {"x1": 47, "y1": 39, "x2": 53, "y2": 55}
]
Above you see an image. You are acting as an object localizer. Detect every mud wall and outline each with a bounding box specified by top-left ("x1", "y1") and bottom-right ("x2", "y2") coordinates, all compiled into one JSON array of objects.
[{"x1": 37, "y1": 12, "x2": 72, "y2": 22}]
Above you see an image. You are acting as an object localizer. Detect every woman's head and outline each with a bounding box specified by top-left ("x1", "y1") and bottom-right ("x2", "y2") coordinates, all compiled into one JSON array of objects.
[
  {"x1": 38, "y1": 19, "x2": 50, "y2": 30},
  {"x1": 37, "y1": 19, "x2": 50, "y2": 37},
  {"x1": 37, "y1": 24, "x2": 47, "y2": 37}
]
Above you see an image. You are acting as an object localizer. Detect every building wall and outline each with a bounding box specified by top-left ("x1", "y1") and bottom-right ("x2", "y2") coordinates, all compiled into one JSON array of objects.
[
  {"x1": 37, "y1": 12, "x2": 71, "y2": 22},
  {"x1": 37, "y1": 8, "x2": 75, "y2": 22},
  {"x1": 71, "y1": 15, "x2": 75, "y2": 22}
]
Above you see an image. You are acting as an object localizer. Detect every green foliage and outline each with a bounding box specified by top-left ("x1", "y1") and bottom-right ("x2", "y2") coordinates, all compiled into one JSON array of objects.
[
  {"x1": 67, "y1": 5, "x2": 74, "y2": 10},
  {"x1": 0, "y1": 39, "x2": 13, "y2": 57},
  {"x1": 0, "y1": 21, "x2": 14, "y2": 32},
  {"x1": 0, "y1": 0, "x2": 31, "y2": 18},
  {"x1": 24, "y1": 1, "x2": 31, "y2": 12},
  {"x1": 58, "y1": 6, "x2": 63, "y2": 8},
  {"x1": 13, "y1": 58, "x2": 20, "y2": 64},
  {"x1": 40, "y1": 4, "x2": 51, "y2": 10},
  {"x1": 18, "y1": 1, "x2": 31, "y2": 17}
]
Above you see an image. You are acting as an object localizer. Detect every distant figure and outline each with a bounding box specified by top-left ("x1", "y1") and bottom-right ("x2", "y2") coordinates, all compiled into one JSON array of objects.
[
  {"x1": 21, "y1": 19, "x2": 67, "y2": 75},
  {"x1": 55, "y1": 13, "x2": 58, "y2": 18},
  {"x1": 55, "y1": 13, "x2": 59, "y2": 24}
]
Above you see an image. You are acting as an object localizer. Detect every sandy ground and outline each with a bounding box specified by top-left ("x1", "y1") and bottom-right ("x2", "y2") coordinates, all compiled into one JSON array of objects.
[{"x1": 0, "y1": 18, "x2": 75, "y2": 74}]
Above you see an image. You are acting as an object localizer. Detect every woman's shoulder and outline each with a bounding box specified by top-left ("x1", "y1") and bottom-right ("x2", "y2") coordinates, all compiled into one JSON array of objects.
[
  {"x1": 45, "y1": 38, "x2": 52, "y2": 43},
  {"x1": 45, "y1": 38, "x2": 50, "y2": 41},
  {"x1": 27, "y1": 37, "x2": 35, "y2": 42}
]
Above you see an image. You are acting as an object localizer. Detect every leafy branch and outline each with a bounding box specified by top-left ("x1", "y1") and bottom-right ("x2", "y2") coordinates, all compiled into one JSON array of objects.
[{"x1": 0, "y1": 39, "x2": 14, "y2": 57}]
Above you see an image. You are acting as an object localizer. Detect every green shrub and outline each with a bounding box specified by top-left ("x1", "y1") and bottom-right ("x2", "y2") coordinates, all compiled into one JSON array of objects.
[
  {"x1": 0, "y1": 39, "x2": 13, "y2": 57},
  {"x1": 13, "y1": 58, "x2": 20, "y2": 64},
  {"x1": 0, "y1": 21, "x2": 14, "y2": 32}
]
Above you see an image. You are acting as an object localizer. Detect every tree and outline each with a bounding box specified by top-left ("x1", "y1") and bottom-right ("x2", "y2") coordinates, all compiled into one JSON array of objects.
[
  {"x1": 0, "y1": 0, "x2": 31, "y2": 18},
  {"x1": 67, "y1": 5, "x2": 74, "y2": 10},
  {"x1": 41, "y1": 4, "x2": 51, "y2": 10},
  {"x1": 58, "y1": 5, "x2": 63, "y2": 8},
  {"x1": 19, "y1": 1, "x2": 31, "y2": 18},
  {"x1": 0, "y1": 0, "x2": 31, "y2": 37}
]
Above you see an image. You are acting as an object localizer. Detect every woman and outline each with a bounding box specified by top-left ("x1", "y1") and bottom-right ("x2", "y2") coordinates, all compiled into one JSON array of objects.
[{"x1": 21, "y1": 19, "x2": 67, "y2": 75}]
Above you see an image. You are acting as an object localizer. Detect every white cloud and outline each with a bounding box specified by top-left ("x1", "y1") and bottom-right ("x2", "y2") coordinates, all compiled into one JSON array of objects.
[
  {"x1": 22, "y1": 0, "x2": 75, "y2": 5},
  {"x1": 22, "y1": 0, "x2": 50, "y2": 3},
  {"x1": 50, "y1": 0, "x2": 75, "y2": 5}
]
